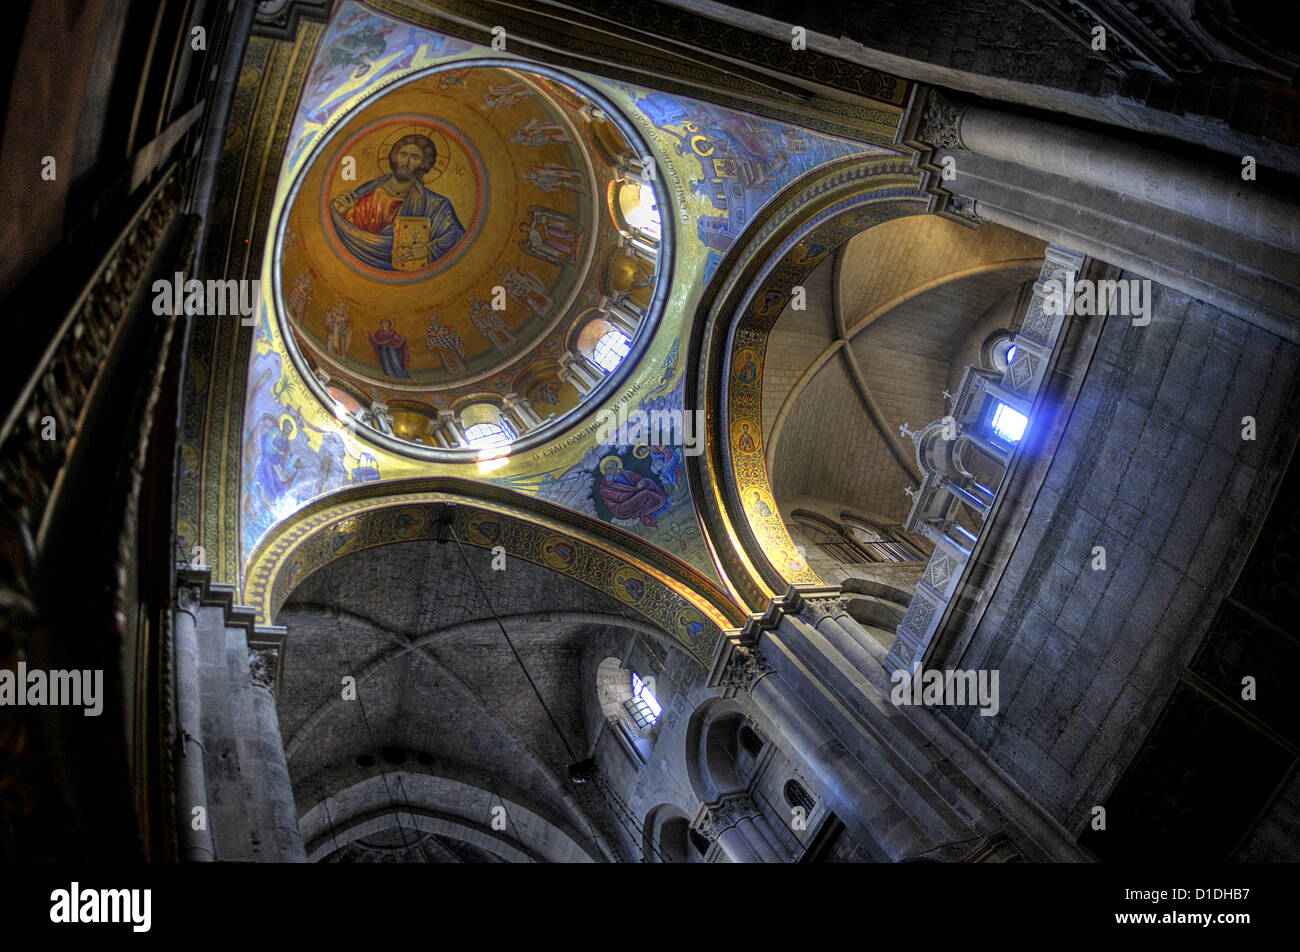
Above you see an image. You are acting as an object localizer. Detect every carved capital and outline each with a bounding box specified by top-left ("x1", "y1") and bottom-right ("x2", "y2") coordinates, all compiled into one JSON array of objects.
[
  {"x1": 693, "y1": 815, "x2": 721, "y2": 843},
  {"x1": 916, "y1": 92, "x2": 968, "y2": 151},
  {"x1": 697, "y1": 795, "x2": 758, "y2": 841},
  {"x1": 712, "y1": 794, "x2": 759, "y2": 828},
  {"x1": 176, "y1": 582, "x2": 203, "y2": 615},
  {"x1": 719, "y1": 646, "x2": 774, "y2": 694},
  {"x1": 249, "y1": 646, "x2": 280, "y2": 695},
  {"x1": 798, "y1": 594, "x2": 848, "y2": 624}
]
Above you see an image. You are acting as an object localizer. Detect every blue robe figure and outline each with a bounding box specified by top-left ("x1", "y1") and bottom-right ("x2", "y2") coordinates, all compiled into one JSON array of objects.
[
  {"x1": 256, "y1": 418, "x2": 302, "y2": 505},
  {"x1": 649, "y1": 444, "x2": 683, "y2": 488},
  {"x1": 368, "y1": 319, "x2": 412, "y2": 379}
]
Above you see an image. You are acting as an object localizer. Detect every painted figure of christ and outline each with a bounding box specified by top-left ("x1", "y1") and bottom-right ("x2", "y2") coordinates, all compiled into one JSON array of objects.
[{"x1": 330, "y1": 133, "x2": 466, "y2": 271}]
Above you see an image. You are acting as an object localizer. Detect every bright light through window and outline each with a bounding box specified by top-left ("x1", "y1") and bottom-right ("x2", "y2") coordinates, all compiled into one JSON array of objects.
[
  {"x1": 464, "y1": 421, "x2": 510, "y2": 448},
  {"x1": 624, "y1": 672, "x2": 661, "y2": 729},
  {"x1": 624, "y1": 186, "x2": 661, "y2": 241},
  {"x1": 1006, "y1": 344, "x2": 1018, "y2": 364},
  {"x1": 591, "y1": 328, "x2": 631, "y2": 373},
  {"x1": 991, "y1": 402, "x2": 1028, "y2": 444}
]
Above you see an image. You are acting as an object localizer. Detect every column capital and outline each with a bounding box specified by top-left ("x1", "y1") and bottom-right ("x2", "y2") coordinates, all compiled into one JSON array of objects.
[
  {"x1": 718, "y1": 645, "x2": 774, "y2": 694},
  {"x1": 248, "y1": 646, "x2": 280, "y2": 696},
  {"x1": 797, "y1": 594, "x2": 850, "y2": 625},
  {"x1": 915, "y1": 90, "x2": 968, "y2": 151},
  {"x1": 693, "y1": 815, "x2": 720, "y2": 843},
  {"x1": 177, "y1": 581, "x2": 203, "y2": 615},
  {"x1": 369, "y1": 401, "x2": 393, "y2": 434},
  {"x1": 946, "y1": 194, "x2": 986, "y2": 224},
  {"x1": 709, "y1": 793, "x2": 760, "y2": 829}
]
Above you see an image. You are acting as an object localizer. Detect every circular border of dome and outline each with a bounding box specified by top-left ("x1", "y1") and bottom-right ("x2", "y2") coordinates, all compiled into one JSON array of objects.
[
  {"x1": 272, "y1": 58, "x2": 673, "y2": 463},
  {"x1": 320, "y1": 113, "x2": 488, "y2": 285}
]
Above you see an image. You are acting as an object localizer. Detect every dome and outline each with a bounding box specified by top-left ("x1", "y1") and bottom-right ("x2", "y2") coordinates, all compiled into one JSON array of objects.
[{"x1": 273, "y1": 61, "x2": 667, "y2": 457}]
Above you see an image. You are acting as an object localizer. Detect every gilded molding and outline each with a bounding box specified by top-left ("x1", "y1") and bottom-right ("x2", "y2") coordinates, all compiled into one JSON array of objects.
[
  {"x1": 687, "y1": 154, "x2": 932, "y2": 609},
  {"x1": 242, "y1": 478, "x2": 747, "y2": 665},
  {"x1": 187, "y1": 23, "x2": 325, "y2": 589}
]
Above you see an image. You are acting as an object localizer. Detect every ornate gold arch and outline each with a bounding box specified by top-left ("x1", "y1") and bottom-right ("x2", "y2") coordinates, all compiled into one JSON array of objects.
[
  {"x1": 244, "y1": 477, "x2": 746, "y2": 665},
  {"x1": 686, "y1": 154, "x2": 936, "y2": 611}
]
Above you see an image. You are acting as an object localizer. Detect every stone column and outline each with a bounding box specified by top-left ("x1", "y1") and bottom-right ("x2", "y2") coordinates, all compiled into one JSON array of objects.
[
  {"x1": 248, "y1": 647, "x2": 307, "y2": 862},
  {"x1": 424, "y1": 419, "x2": 450, "y2": 448},
  {"x1": 173, "y1": 582, "x2": 215, "y2": 861},
  {"x1": 958, "y1": 429, "x2": 1011, "y2": 467},
  {"x1": 955, "y1": 105, "x2": 1300, "y2": 254},
  {"x1": 799, "y1": 595, "x2": 878, "y2": 661},
  {"x1": 697, "y1": 799, "x2": 759, "y2": 863},
  {"x1": 576, "y1": 355, "x2": 607, "y2": 386},
  {"x1": 621, "y1": 233, "x2": 657, "y2": 263},
  {"x1": 601, "y1": 298, "x2": 640, "y2": 337},
  {"x1": 439, "y1": 413, "x2": 466, "y2": 447},
  {"x1": 917, "y1": 518, "x2": 972, "y2": 558},
  {"x1": 917, "y1": 92, "x2": 1298, "y2": 337},
  {"x1": 978, "y1": 379, "x2": 1031, "y2": 417},
  {"x1": 735, "y1": 805, "x2": 788, "y2": 862},
  {"x1": 614, "y1": 156, "x2": 645, "y2": 181},
  {"x1": 558, "y1": 364, "x2": 591, "y2": 396},
  {"x1": 369, "y1": 401, "x2": 393, "y2": 435},
  {"x1": 560, "y1": 353, "x2": 602, "y2": 391},
  {"x1": 504, "y1": 393, "x2": 542, "y2": 428},
  {"x1": 611, "y1": 290, "x2": 646, "y2": 319},
  {"x1": 939, "y1": 477, "x2": 991, "y2": 519},
  {"x1": 795, "y1": 595, "x2": 1091, "y2": 863},
  {"x1": 721, "y1": 646, "x2": 934, "y2": 862},
  {"x1": 731, "y1": 811, "x2": 782, "y2": 862}
]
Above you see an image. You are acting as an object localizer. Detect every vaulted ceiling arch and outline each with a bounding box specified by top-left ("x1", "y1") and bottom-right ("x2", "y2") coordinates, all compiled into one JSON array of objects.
[
  {"x1": 686, "y1": 151, "x2": 934, "y2": 608},
  {"x1": 245, "y1": 477, "x2": 746, "y2": 665},
  {"x1": 275, "y1": 537, "x2": 700, "y2": 862},
  {"x1": 300, "y1": 771, "x2": 599, "y2": 862}
]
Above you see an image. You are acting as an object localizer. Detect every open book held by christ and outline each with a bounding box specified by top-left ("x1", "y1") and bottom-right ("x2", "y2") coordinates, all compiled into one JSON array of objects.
[{"x1": 393, "y1": 216, "x2": 432, "y2": 270}]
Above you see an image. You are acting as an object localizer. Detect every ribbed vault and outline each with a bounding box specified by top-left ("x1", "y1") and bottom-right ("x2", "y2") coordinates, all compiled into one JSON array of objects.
[{"x1": 276, "y1": 538, "x2": 695, "y2": 862}]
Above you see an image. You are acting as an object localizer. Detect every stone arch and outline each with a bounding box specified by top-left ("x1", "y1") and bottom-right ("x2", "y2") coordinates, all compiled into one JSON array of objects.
[
  {"x1": 684, "y1": 152, "x2": 936, "y2": 611},
  {"x1": 280, "y1": 609, "x2": 678, "y2": 763},
  {"x1": 643, "y1": 803, "x2": 699, "y2": 863},
  {"x1": 244, "y1": 476, "x2": 745, "y2": 666},
  {"x1": 683, "y1": 695, "x2": 758, "y2": 804},
  {"x1": 299, "y1": 771, "x2": 596, "y2": 862}
]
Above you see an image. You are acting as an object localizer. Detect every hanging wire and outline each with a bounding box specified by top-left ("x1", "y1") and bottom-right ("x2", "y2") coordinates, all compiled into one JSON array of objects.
[
  {"x1": 322, "y1": 559, "x2": 423, "y2": 864},
  {"x1": 447, "y1": 520, "x2": 661, "y2": 863},
  {"x1": 596, "y1": 772, "x2": 674, "y2": 863},
  {"x1": 592, "y1": 774, "x2": 646, "y2": 859},
  {"x1": 448, "y1": 524, "x2": 578, "y2": 760}
]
